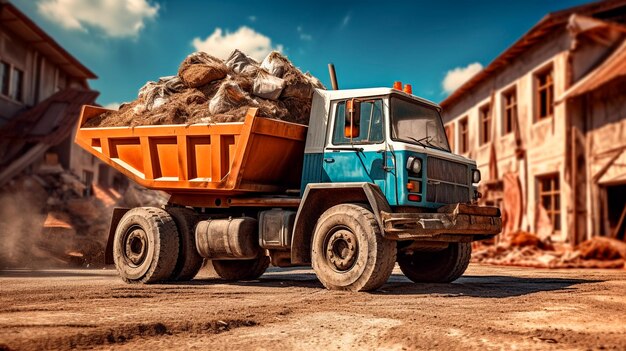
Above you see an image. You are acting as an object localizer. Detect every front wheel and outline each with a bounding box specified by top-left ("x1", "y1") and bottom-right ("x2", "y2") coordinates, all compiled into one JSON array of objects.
[
  {"x1": 311, "y1": 204, "x2": 396, "y2": 291},
  {"x1": 397, "y1": 242, "x2": 471, "y2": 283}
]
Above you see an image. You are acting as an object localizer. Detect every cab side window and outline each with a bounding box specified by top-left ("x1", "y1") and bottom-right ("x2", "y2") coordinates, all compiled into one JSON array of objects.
[{"x1": 332, "y1": 99, "x2": 384, "y2": 145}]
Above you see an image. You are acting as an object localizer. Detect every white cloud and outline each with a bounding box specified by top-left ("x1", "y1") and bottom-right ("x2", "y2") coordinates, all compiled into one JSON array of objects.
[
  {"x1": 37, "y1": 0, "x2": 159, "y2": 38},
  {"x1": 442, "y1": 62, "x2": 483, "y2": 94},
  {"x1": 192, "y1": 26, "x2": 283, "y2": 61},
  {"x1": 103, "y1": 102, "x2": 121, "y2": 110}
]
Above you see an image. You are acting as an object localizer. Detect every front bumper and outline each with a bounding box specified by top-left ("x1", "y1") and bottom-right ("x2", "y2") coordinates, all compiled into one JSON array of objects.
[{"x1": 381, "y1": 203, "x2": 501, "y2": 240}]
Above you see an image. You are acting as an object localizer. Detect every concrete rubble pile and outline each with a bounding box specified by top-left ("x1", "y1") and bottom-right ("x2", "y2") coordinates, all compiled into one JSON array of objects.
[
  {"x1": 472, "y1": 231, "x2": 626, "y2": 269},
  {"x1": 84, "y1": 50, "x2": 325, "y2": 128},
  {"x1": 0, "y1": 159, "x2": 168, "y2": 269}
]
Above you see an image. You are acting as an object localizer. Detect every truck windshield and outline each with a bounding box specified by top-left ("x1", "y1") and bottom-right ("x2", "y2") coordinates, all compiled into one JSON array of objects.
[{"x1": 390, "y1": 96, "x2": 450, "y2": 152}]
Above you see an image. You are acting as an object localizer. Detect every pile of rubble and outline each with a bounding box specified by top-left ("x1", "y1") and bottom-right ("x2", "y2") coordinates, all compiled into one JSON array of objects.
[
  {"x1": 84, "y1": 50, "x2": 325, "y2": 128},
  {"x1": 472, "y1": 231, "x2": 626, "y2": 269},
  {"x1": 0, "y1": 157, "x2": 167, "y2": 269}
]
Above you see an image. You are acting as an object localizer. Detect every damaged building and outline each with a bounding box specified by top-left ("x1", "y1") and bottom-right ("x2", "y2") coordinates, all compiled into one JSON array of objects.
[
  {"x1": 0, "y1": 0, "x2": 106, "y2": 188},
  {"x1": 442, "y1": 0, "x2": 626, "y2": 244},
  {"x1": 0, "y1": 1, "x2": 133, "y2": 267}
]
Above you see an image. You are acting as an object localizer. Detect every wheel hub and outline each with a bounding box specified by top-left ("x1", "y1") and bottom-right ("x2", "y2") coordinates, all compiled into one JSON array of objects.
[
  {"x1": 326, "y1": 229, "x2": 358, "y2": 271},
  {"x1": 124, "y1": 228, "x2": 148, "y2": 266}
]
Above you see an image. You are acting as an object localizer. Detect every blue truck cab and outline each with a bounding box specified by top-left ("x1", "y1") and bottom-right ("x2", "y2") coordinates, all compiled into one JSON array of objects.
[
  {"x1": 302, "y1": 87, "x2": 482, "y2": 209},
  {"x1": 282, "y1": 87, "x2": 501, "y2": 290}
]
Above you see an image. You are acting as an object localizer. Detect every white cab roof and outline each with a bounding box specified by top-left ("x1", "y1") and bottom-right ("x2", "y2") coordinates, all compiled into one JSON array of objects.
[{"x1": 315, "y1": 88, "x2": 441, "y2": 110}]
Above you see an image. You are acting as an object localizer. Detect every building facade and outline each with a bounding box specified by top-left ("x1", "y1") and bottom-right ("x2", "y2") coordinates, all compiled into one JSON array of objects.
[
  {"x1": 441, "y1": 0, "x2": 626, "y2": 243},
  {"x1": 0, "y1": 1, "x2": 118, "y2": 190}
]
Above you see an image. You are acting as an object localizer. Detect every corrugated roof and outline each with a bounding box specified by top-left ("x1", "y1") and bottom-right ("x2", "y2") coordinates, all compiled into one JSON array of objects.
[
  {"x1": 440, "y1": 0, "x2": 626, "y2": 109},
  {"x1": 0, "y1": 1, "x2": 97, "y2": 80}
]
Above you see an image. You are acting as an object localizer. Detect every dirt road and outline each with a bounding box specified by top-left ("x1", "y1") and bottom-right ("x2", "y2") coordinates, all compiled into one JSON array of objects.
[{"x1": 1, "y1": 264, "x2": 625, "y2": 350}]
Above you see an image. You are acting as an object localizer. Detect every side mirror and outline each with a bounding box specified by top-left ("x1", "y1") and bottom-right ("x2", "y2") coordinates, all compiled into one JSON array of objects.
[{"x1": 344, "y1": 99, "x2": 361, "y2": 139}]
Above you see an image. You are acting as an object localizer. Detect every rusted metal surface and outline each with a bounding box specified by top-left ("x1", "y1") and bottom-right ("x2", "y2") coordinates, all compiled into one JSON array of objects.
[{"x1": 381, "y1": 204, "x2": 501, "y2": 240}]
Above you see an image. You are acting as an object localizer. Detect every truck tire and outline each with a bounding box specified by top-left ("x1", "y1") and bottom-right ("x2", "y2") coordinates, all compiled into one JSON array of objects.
[
  {"x1": 212, "y1": 256, "x2": 270, "y2": 281},
  {"x1": 398, "y1": 242, "x2": 471, "y2": 283},
  {"x1": 311, "y1": 204, "x2": 396, "y2": 291},
  {"x1": 113, "y1": 207, "x2": 179, "y2": 284},
  {"x1": 167, "y1": 207, "x2": 203, "y2": 281}
]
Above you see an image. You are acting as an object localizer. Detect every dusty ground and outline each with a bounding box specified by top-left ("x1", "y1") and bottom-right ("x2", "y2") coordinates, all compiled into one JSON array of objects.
[{"x1": 0, "y1": 264, "x2": 625, "y2": 351}]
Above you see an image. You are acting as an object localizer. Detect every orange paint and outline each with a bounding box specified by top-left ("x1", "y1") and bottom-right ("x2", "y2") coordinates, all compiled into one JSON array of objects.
[{"x1": 75, "y1": 105, "x2": 307, "y2": 207}]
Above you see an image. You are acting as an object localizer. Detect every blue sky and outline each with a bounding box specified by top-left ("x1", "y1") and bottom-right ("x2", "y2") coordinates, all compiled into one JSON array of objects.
[{"x1": 13, "y1": 0, "x2": 590, "y2": 107}]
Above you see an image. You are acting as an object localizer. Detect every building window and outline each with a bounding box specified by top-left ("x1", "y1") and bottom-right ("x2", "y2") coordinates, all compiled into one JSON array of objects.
[
  {"x1": 10, "y1": 67, "x2": 24, "y2": 102},
  {"x1": 537, "y1": 173, "x2": 561, "y2": 231},
  {"x1": 502, "y1": 87, "x2": 517, "y2": 135},
  {"x1": 459, "y1": 116, "x2": 469, "y2": 153},
  {"x1": 535, "y1": 66, "x2": 554, "y2": 120},
  {"x1": 479, "y1": 104, "x2": 491, "y2": 145},
  {"x1": 0, "y1": 61, "x2": 9, "y2": 96}
]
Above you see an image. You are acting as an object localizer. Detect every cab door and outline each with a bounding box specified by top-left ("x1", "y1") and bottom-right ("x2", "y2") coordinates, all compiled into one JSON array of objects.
[{"x1": 322, "y1": 98, "x2": 392, "y2": 198}]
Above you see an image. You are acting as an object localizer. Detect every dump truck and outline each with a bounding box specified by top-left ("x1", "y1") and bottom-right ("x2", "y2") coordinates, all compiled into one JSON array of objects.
[{"x1": 75, "y1": 83, "x2": 501, "y2": 291}]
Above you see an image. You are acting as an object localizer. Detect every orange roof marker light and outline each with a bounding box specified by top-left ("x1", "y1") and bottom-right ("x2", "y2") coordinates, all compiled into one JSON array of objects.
[
  {"x1": 393, "y1": 81, "x2": 402, "y2": 90},
  {"x1": 403, "y1": 84, "x2": 413, "y2": 95}
]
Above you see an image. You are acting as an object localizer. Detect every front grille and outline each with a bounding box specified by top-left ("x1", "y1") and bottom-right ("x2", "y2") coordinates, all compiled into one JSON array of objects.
[
  {"x1": 427, "y1": 157, "x2": 469, "y2": 185},
  {"x1": 426, "y1": 157, "x2": 470, "y2": 204}
]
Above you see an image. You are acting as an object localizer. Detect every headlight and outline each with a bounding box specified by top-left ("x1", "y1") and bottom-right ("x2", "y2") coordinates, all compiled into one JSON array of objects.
[
  {"x1": 406, "y1": 156, "x2": 422, "y2": 174},
  {"x1": 472, "y1": 169, "x2": 481, "y2": 183}
]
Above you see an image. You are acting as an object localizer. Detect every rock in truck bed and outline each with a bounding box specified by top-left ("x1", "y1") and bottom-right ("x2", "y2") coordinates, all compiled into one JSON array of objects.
[{"x1": 84, "y1": 50, "x2": 325, "y2": 128}]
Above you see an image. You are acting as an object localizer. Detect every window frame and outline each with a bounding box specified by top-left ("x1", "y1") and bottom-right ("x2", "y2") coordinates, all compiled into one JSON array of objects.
[
  {"x1": 10, "y1": 66, "x2": 24, "y2": 102},
  {"x1": 535, "y1": 64, "x2": 554, "y2": 121},
  {"x1": 537, "y1": 173, "x2": 561, "y2": 232},
  {"x1": 330, "y1": 97, "x2": 386, "y2": 146},
  {"x1": 479, "y1": 103, "x2": 491, "y2": 146},
  {"x1": 389, "y1": 94, "x2": 451, "y2": 152},
  {"x1": 0, "y1": 58, "x2": 25, "y2": 103},
  {"x1": 0, "y1": 60, "x2": 10, "y2": 96},
  {"x1": 502, "y1": 86, "x2": 517, "y2": 135},
  {"x1": 459, "y1": 116, "x2": 469, "y2": 153}
]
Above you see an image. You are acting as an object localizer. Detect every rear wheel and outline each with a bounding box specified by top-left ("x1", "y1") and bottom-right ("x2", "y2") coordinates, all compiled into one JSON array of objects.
[
  {"x1": 113, "y1": 207, "x2": 179, "y2": 284},
  {"x1": 311, "y1": 204, "x2": 396, "y2": 291},
  {"x1": 398, "y1": 242, "x2": 471, "y2": 283},
  {"x1": 167, "y1": 207, "x2": 203, "y2": 281},
  {"x1": 212, "y1": 256, "x2": 270, "y2": 281}
]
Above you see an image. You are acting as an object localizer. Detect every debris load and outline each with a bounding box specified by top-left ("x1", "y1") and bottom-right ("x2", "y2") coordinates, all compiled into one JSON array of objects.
[
  {"x1": 472, "y1": 231, "x2": 626, "y2": 269},
  {"x1": 84, "y1": 50, "x2": 325, "y2": 128}
]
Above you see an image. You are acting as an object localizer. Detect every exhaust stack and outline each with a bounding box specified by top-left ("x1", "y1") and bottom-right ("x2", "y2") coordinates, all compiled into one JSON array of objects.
[{"x1": 328, "y1": 63, "x2": 339, "y2": 90}]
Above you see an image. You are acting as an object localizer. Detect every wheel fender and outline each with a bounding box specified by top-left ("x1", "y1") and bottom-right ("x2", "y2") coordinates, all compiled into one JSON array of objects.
[
  {"x1": 105, "y1": 207, "x2": 130, "y2": 265},
  {"x1": 290, "y1": 183, "x2": 391, "y2": 265}
]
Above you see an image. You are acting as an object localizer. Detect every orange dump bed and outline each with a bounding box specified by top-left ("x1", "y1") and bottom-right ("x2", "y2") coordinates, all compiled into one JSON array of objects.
[{"x1": 75, "y1": 106, "x2": 307, "y2": 205}]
